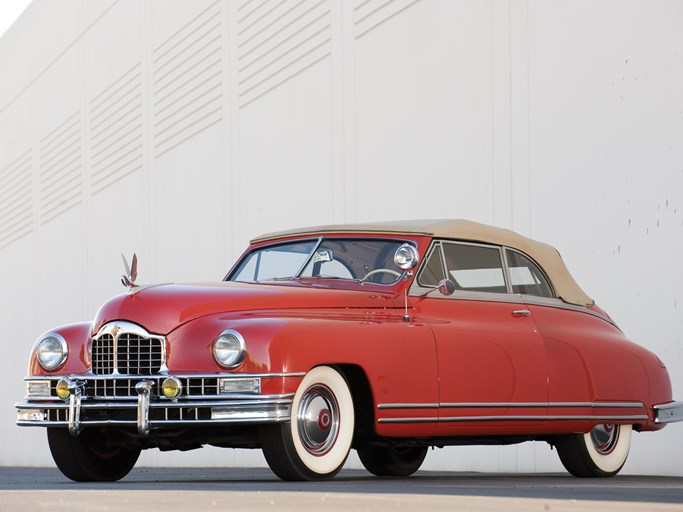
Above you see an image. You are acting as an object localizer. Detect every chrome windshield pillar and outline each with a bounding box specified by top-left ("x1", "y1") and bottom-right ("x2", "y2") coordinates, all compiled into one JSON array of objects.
[
  {"x1": 67, "y1": 381, "x2": 85, "y2": 437},
  {"x1": 135, "y1": 380, "x2": 155, "y2": 435}
]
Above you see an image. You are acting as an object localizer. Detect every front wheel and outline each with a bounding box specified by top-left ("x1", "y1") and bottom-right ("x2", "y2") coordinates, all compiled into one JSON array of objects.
[
  {"x1": 555, "y1": 424, "x2": 632, "y2": 477},
  {"x1": 260, "y1": 366, "x2": 355, "y2": 481},
  {"x1": 358, "y1": 446, "x2": 428, "y2": 476},
  {"x1": 47, "y1": 428, "x2": 141, "y2": 482}
]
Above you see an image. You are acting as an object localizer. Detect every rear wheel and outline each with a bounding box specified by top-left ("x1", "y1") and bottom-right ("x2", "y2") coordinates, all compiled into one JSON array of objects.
[
  {"x1": 555, "y1": 424, "x2": 632, "y2": 477},
  {"x1": 260, "y1": 366, "x2": 354, "y2": 481},
  {"x1": 47, "y1": 428, "x2": 140, "y2": 482},
  {"x1": 358, "y1": 446, "x2": 428, "y2": 476}
]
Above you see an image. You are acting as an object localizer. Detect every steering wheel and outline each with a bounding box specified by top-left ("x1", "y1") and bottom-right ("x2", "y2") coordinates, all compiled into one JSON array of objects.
[{"x1": 361, "y1": 268, "x2": 401, "y2": 282}]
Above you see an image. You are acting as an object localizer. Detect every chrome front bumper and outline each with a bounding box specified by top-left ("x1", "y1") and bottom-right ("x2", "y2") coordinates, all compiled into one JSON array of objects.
[
  {"x1": 16, "y1": 374, "x2": 297, "y2": 436},
  {"x1": 653, "y1": 401, "x2": 683, "y2": 423}
]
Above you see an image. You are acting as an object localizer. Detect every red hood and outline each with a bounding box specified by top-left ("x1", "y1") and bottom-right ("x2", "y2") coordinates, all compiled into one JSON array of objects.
[{"x1": 93, "y1": 281, "x2": 399, "y2": 335}]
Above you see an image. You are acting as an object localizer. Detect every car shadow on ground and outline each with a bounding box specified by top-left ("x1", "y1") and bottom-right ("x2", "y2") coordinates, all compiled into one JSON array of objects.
[{"x1": 2, "y1": 467, "x2": 683, "y2": 504}]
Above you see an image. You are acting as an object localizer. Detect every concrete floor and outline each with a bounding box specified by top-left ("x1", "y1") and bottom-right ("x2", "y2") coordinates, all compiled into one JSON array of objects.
[{"x1": 2, "y1": 467, "x2": 682, "y2": 512}]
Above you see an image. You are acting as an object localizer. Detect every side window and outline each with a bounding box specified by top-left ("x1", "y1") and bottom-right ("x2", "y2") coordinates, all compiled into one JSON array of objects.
[
  {"x1": 442, "y1": 243, "x2": 507, "y2": 293},
  {"x1": 417, "y1": 244, "x2": 446, "y2": 287},
  {"x1": 505, "y1": 249, "x2": 554, "y2": 298}
]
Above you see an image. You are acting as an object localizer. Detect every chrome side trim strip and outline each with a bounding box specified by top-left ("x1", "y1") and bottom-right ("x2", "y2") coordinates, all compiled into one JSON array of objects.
[
  {"x1": 378, "y1": 417, "x2": 438, "y2": 424},
  {"x1": 378, "y1": 401, "x2": 645, "y2": 410},
  {"x1": 377, "y1": 403, "x2": 439, "y2": 410},
  {"x1": 439, "y1": 415, "x2": 649, "y2": 422},
  {"x1": 378, "y1": 414, "x2": 649, "y2": 424},
  {"x1": 654, "y1": 401, "x2": 683, "y2": 423}
]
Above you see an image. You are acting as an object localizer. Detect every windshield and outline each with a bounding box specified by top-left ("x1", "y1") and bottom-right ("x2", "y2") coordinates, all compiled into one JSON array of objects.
[{"x1": 229, "y1": 238, "x2": 409, "y2": 285}]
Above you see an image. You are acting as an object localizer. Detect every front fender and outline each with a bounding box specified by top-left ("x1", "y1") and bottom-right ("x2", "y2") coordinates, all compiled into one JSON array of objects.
[
  {"x1": 167, "y1": 310, "x2": 439, "y2": 411},
  {"x1": 28, "y1": 322, "x2": 93, "y2": 376}
]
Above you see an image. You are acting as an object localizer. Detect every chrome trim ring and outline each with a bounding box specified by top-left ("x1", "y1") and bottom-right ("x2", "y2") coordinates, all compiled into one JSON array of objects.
[
  {"x1": 297, "y1": 384, "x2": 339, "y2": 456},
  {"x1": 212, "y1": 329, "x2": 246, "y2": 368},
  {"x1": 35, "y1": 333, "x2": 69, "y2": 371},
  {"x1": 590, "y1": 424, "x2": 619, "y2": 455}
]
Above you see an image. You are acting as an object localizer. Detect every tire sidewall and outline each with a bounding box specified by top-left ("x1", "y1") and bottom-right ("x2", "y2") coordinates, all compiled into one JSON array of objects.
[
  {"x1": 289, "y1": 366, "x2": 354, "y2": 476},
  {"x1": 583, "y1": 424, "x2": 632, "y2": 474}
]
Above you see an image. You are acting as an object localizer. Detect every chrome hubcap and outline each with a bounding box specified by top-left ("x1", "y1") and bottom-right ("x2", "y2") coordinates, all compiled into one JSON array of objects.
[
  {"x1": 590, "y1": 424, "x2": 619, "y2": 455},
  {"x1": 297, "y1": 384, "x2": 339, "y2": 455}
]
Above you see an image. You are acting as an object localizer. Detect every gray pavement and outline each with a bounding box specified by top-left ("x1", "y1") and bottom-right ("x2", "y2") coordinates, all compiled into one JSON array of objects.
[{"x1": 1, "y1": 467, "x2": 682, "y2": 511}]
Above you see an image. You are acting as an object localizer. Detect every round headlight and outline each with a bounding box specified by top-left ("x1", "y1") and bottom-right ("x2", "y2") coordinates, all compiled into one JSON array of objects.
[
  {"x1": 213, "y1": 330, "x2": 246, "y2": 368},
  {"x1": 36, "y1": 335, "x2": 68, "y2": 371}
]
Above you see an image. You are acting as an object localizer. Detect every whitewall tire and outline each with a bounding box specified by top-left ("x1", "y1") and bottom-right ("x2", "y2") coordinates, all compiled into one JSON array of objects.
[
  {"x1": 260, "y1": 366, "x2": 355, "y2": 480},
  {"x1": 556, "y1": 424, "x2": 632, "y2": 477}
]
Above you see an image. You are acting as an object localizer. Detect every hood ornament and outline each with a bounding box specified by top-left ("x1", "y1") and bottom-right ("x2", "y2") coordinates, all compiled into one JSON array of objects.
[{"x1": 121, "y1": 253, "x2": 138, "y2": 290}]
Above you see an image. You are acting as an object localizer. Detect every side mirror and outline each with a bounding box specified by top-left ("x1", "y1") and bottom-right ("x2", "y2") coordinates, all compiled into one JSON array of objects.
[
  {"x1": 437, "y1": 279, "x2": 456, "y2": 296},
  {"x1": 394, "y1": 244, "x2": 419, "y2": 270}
]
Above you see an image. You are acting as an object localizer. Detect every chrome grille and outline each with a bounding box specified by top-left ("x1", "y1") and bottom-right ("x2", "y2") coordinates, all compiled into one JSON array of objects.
[
  {"x1": 87, "y1": 377, "x2": 220, "y2": 398},
  {"x1": 92, "y1": 378, "x2": 144, "y2": 397},
  {"x1": 92, "y1": 334, "x2": 115, "y2": 374},
  {"x1": 116, "y1": 333, "x2": 163, "y2": 374},
  {"x1": 185, "y1": 377, "x2": 220, "y2": 396},
  {"x1": 91, "y1": 322, "x2": 165, "y2": 375}
]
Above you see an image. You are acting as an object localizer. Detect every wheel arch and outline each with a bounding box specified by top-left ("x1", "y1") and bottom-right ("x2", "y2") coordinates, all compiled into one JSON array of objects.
[{"x1": 335, "y1": 364, "x2": 377, "y2": 443}]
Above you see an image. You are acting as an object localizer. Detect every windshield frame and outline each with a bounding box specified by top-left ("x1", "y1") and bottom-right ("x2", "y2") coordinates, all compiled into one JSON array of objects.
[{"x1": 225, "y1": 235, "x2": 417, "y2": 287}]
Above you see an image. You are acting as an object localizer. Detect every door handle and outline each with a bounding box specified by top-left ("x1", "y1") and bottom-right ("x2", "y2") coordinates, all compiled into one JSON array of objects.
[{"x1": 512, "y1": 309, "x2": 531, "y2": 318}]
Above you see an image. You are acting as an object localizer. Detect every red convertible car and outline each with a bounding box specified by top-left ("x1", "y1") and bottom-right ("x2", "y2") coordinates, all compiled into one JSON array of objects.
[{"x1": 16, "y1": 220, "x2": 682, "y2": 481}]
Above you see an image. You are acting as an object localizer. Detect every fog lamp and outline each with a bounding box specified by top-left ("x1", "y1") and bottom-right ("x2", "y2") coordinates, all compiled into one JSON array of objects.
[
  {"x1": 56, "y1": 379, "x2": 70, "y2": 400},
  {"x1": 162, "y1": 377, "x2": 182, "y2": 399}
]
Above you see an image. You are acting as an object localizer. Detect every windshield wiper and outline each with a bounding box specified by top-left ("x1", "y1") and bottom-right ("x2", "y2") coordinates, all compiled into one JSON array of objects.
[
  {"x1": 296, "y1": 275, "x2": 363, "y2": 282},
  {"x1": 260, "y1": 275, "x2": 363, "y2": 283}
]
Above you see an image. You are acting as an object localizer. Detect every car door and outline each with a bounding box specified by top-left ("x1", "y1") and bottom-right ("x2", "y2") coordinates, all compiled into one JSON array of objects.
[{"x1": 411, "y1": 241, "x2": 548, "y2": 434}]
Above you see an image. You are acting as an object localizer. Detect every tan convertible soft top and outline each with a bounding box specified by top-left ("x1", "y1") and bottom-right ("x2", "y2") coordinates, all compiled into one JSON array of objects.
[{"x1": 253, "y1": 219, "x2": 593, "y2": 306}]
